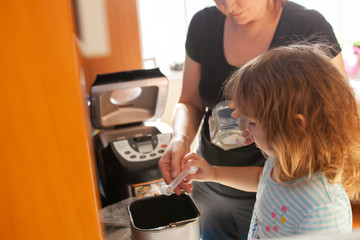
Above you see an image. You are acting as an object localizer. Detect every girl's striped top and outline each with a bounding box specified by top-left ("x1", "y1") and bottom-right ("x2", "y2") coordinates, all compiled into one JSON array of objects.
[{"x1": 248, "y1": 158, "x2": 352, "y2": 239}]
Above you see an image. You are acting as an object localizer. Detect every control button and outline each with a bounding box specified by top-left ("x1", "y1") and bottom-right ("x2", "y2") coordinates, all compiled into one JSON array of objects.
[
  {"x1": 150, "y1": 153, "x2": 156, "y2": 157},
  {"x1": 125, "y1": 151, "x2": 131, "y2": 155},
  {"x1": 130, "y1": 155, "x2": 136, "y2": 159},
  {"x1": 158, "y1": 149, "x2": 165, "y2": 154},
  {"x1": 161, "y1": 144, "x2": 167, "y2": 148},
  {"x1": 140, "y1": 155, "x2": 146, "y2": 159}
]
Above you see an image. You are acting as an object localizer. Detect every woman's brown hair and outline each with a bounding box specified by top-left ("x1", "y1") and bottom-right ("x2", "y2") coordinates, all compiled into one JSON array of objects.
[{"x1": 225, "y1": 44, "x2": 360, "y2": 200}]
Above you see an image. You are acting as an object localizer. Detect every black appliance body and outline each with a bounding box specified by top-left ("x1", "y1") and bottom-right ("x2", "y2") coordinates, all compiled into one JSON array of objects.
[{"x1": 90, "y1": 68, "x2": 172, "y2": 207}]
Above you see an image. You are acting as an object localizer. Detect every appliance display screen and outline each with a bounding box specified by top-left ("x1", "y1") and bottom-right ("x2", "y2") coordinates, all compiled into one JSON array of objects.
[{"x1": 138, "y1": 142, "x2": 153, "y2": 153}]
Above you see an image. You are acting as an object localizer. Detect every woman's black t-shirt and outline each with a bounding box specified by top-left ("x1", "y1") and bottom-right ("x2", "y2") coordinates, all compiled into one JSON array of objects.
[{"x1": 186, "y1": 1, "x2": 341, "y2": 109}]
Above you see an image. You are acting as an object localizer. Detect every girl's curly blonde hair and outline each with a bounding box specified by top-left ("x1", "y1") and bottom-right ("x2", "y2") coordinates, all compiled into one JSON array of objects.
[{"x1": 225, "y1": 44, "x2": 360, "y2": 200}]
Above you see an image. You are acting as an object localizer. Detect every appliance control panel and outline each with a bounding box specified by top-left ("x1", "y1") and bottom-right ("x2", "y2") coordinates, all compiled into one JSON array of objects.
[{"x1": 111, "y1": 133, "x2": 171, "y2": 162}]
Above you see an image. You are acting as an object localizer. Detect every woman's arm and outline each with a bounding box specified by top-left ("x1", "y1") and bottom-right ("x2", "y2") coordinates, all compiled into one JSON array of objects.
[
  {"x1": 158, "y1": 54, "x2": 205, "y2": 195},
  {"x1": 331, "y1": 52, "x2": 348, "y2": 80},
  {"x1": 172, "y1": 54, "x2": 205, "y2": 143}
]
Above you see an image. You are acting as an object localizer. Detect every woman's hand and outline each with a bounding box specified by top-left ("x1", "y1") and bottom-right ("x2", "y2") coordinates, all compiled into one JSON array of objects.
[{"x1": 158, "y1": 135, "x2": 192, "y2": 195}]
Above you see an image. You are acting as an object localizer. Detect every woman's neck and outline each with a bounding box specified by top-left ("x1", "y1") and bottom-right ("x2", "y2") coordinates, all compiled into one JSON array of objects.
[{"x1": 223, "y1": 7, "x2": 283, "y2": 67}]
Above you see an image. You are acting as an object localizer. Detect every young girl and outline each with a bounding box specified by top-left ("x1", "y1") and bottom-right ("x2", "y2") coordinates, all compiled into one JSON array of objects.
[{"x1": 183, "y1": 44, "x2": 360, "y2": 239}]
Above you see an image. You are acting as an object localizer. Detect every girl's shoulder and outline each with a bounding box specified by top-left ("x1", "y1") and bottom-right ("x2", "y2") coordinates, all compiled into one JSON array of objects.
[
  {"x1": 263, "y1": 160, "x2": 349, "y2": 207},
  {"x1": 287, "y1": 173, "x2": 349, "y2": 208},
  {"x1": 254, "y1": 170, "x2": 352, "y2": 237}
]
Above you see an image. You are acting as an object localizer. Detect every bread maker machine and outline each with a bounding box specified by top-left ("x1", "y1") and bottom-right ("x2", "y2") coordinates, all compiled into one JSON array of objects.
[{"x1": 90, "y1": 68, "x2": 172, "y2": 207}]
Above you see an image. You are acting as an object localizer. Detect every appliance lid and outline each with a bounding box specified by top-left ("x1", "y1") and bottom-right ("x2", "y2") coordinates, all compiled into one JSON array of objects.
[{"x1": 90, "y1": 68, "x2": 168, "y2": 129}]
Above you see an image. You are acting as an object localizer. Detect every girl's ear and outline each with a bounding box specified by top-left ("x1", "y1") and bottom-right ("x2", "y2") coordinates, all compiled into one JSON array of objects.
[{"x1": 294, "y1": 114, "x2": 306, "y2": 130}]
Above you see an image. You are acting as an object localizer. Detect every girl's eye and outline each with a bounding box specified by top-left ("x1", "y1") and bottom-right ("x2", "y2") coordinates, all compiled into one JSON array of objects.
[{"x1": 249, "y1": 121, "x2": 256, "y2": 127}]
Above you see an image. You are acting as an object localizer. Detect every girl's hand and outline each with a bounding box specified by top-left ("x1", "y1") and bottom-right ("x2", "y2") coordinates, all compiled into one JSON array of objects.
[
  {"x1": 182, "y1": 152, "x2": 217, "y2": 183},
  {"x1": 229, "y1": 101, "x2": 254, "y2": 145}
]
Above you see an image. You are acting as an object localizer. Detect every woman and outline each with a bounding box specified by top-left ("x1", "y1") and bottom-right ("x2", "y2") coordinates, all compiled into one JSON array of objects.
[{"x1": 159, "y1": 1, "x2": 346, "y2": 239}]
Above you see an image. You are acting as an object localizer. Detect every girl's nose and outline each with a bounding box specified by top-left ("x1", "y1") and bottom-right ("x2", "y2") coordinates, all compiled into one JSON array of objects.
[{"x1": 245, "y1": 120, "x2": 253, "y2": 133}]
